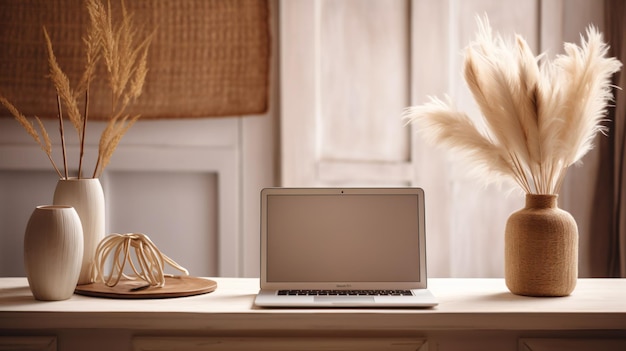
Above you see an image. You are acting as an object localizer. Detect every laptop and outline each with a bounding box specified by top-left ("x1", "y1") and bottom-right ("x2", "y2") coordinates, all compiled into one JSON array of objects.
[{"x1": 254, "y1": 187, "x2": 437, "y2": 308}]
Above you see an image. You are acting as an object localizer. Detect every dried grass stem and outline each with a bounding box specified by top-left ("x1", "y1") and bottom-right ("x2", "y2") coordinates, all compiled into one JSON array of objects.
[{"x1": 1, "y1": 0, "x2": 151, "y2": 179}]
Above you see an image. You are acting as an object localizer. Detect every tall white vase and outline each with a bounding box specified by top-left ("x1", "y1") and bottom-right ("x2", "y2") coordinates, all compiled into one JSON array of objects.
[
  {"x1": 53, "y1": 178, "x2": 105, "y2": 285},
  {"x1": 24, "y1": 205, "x2": 84, "y2": 301}
]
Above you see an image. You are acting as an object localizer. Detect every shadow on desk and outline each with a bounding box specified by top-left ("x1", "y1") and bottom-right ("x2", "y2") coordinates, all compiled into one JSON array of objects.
[{"x1": 0, "y1": 286, "x2": 37, "y2": 306}]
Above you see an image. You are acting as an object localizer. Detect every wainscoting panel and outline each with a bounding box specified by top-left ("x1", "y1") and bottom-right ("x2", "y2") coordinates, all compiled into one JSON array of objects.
[
  {"x1": 106, "y1": 171, "x2": 218, "y2": 277},
  {"x1": 0, "y1": 117, "x2": 243, "y2": 278}
]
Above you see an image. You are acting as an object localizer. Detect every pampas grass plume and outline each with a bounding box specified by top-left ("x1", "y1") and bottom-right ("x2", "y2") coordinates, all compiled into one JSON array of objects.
[{"x1": 404, "y1": 15, "x2": 622, "y2": 195}]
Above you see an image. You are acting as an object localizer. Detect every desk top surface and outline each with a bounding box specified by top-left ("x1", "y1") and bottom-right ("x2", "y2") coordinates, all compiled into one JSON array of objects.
[{"x1": 1, "y1": 278, "x2": 625, "y2": 331}]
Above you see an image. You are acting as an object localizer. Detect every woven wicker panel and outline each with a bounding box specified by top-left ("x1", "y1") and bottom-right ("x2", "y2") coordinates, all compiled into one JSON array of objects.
[{"x1": 0, "y1": 0, "x2": 270, "y2": 119}]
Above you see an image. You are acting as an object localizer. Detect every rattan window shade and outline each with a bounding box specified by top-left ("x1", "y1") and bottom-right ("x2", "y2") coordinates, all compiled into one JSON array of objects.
[{"x1": 0, "y1": 0, "x2": 270, "y2": 119}]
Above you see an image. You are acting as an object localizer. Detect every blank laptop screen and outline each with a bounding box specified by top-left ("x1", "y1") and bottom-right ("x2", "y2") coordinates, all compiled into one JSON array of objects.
[{"x1": 265, "y1": 193, "x2": 421, "y2": 283}]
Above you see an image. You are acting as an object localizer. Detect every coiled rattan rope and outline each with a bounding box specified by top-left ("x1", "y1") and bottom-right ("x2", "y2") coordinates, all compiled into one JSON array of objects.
[{"x1": 91, "y1": 233, "x2": 189, "y2": 288}]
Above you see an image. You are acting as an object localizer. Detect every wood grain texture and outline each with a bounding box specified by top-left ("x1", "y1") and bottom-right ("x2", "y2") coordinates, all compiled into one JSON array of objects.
[
  {"x1": 0, "y1": 337, "x2": 56, "y2": 351},
  {"x1": 1, "y1": 278, "x2": 626, "y2": 330},
  {"x1": 74, "y1": 276, "x2": 217, "y2": 299},
  {"x1": 1, "y1": 278, "x2": 625, "y2": 351},
  {"x1": 519, "y1": 338, "x2": 626, "y2": 351},
  {"x1": 133, "y1": 336, "x2": 427, "y2": 351}
]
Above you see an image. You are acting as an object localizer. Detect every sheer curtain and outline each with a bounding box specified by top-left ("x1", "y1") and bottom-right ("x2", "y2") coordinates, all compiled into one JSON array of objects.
[{"x1": 591, "y1": 0, "x2": 626, "y2": 277}]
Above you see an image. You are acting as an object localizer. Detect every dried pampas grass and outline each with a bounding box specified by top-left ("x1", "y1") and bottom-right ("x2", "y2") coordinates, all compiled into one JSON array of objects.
[
  {"x1": 0, "y1": 0, "x2": 153, "y2": 179},
  {"x1": 93, "y1": 114, "x2": 139, "y2": 178},
  {"x1": 404, "y1": 16, "x2": 622, "y2": 195},
  {"x1": 0, "y1": 97, "x2": 64, "y2": 178}
]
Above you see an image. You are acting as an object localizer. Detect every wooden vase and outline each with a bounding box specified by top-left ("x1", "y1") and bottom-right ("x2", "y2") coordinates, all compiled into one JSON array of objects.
[
  {"x1": 53, "y1": 178, "x2": 105, "y2": 285},
  {"x1": 24, "y1": 205, "x2": 84, "y2": 301},
  {"x1": 505, "y1": 194, "x2": 578, "y2": 297}
]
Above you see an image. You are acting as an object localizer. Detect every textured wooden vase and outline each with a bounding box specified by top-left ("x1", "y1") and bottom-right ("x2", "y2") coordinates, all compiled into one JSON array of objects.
[
  {"x1": 24, "y1": 205, "x2": 84, "y2": 301},
  {"x1": 505, "y1": 194, "x2": 578, "y2": 297},
  {"x1": 53, "y1": 178, "x2": 105, "y2": 285}
]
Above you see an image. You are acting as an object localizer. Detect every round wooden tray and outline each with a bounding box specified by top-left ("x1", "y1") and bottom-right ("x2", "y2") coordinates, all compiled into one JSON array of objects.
[{"x1": 74, "y1": 276, "x2": 217, "y2": 299}]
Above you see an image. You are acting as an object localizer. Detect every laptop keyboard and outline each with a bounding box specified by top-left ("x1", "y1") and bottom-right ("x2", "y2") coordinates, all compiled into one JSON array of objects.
[{"x1": 277, "y1": 289, "x2": 413, "y2": 296}]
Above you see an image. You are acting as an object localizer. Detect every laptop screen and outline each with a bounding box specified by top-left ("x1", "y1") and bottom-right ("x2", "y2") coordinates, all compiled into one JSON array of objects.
[{"x1": 262, "y1": 189, "x2": 425, "y2": 285}]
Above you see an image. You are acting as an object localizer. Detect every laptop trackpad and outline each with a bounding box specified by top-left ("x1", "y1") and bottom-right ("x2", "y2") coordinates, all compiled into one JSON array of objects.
[{"x1": 314, "y1": 296, "x2": 375, "y2": 303}]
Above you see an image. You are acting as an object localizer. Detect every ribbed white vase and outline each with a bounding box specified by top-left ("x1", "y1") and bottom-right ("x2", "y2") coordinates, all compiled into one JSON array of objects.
[
  {"x1": 24, "y1": 205, "x2": 84, "y2": 301},
  {"x1": 53, "y1": 178, "x2": 105, "y2": 285}
]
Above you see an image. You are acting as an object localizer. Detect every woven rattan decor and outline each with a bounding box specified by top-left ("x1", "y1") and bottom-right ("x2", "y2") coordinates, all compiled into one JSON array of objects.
[{"x1": 0, "y1": 0, "x2": 270, "y2": 119}]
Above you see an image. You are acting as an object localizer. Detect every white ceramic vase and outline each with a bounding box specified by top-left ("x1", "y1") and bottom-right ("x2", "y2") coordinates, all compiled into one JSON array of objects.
[
  {"x1": 53, "y1": 178, "x2": 105, "y2": 285},
  {"x1": 24, "y1": 205, "x2": 84, "y2": 301}
]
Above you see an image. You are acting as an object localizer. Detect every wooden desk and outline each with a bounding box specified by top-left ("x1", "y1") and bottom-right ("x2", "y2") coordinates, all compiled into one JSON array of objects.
[{"x1": 1, "y1": 278, "x2": 625, "y2": 351}]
